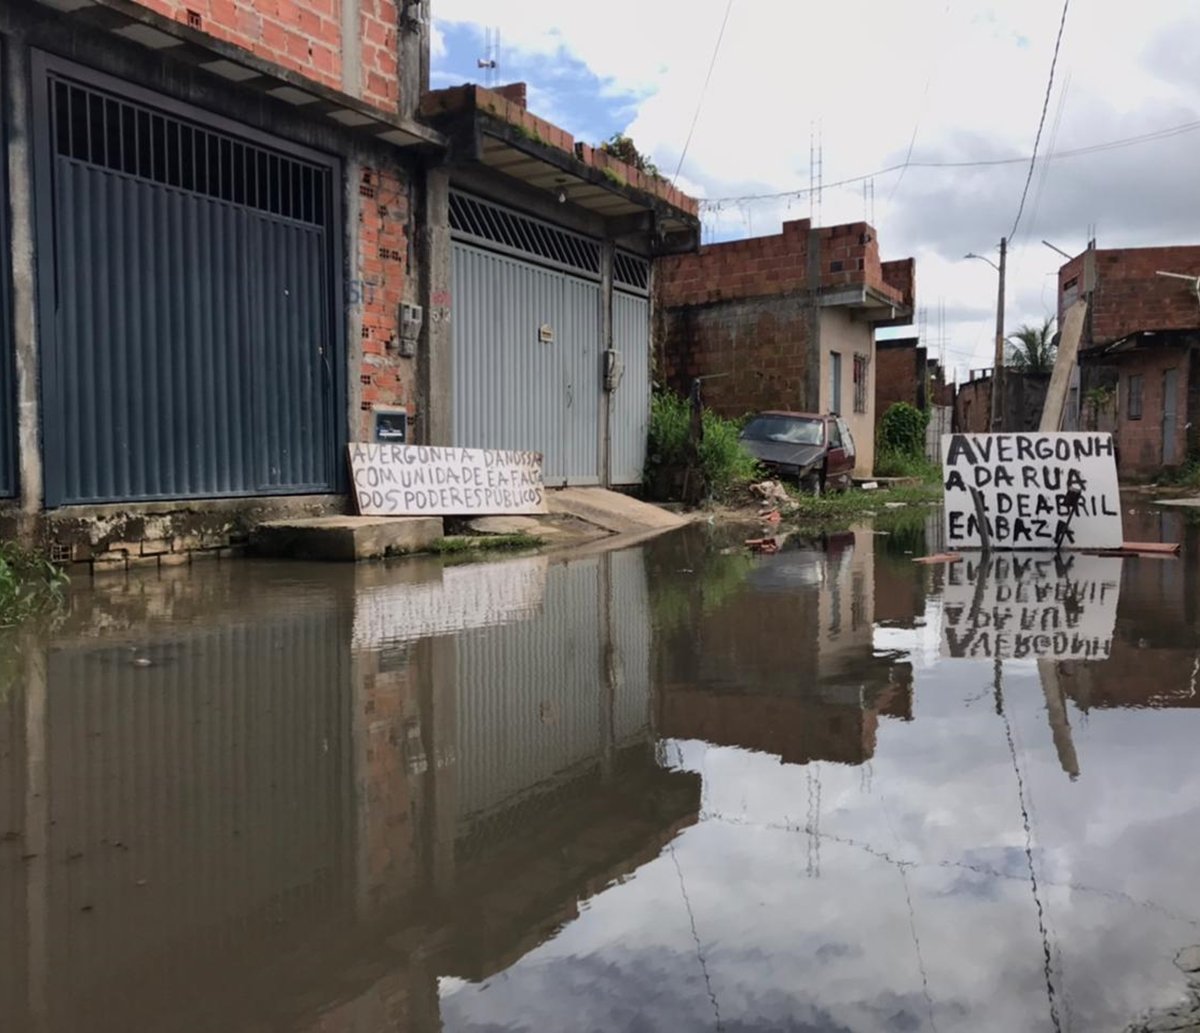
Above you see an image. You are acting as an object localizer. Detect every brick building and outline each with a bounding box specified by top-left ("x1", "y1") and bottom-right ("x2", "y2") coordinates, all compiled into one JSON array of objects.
[
  {"x1": 953, "y1": 370, "x2": 1048, "y2": 435},
  {"x1": 656, "y1": 219, "x2": 914, "y2": 476},
  {"x1": 1059, "y1": 244, "x2": 1200, "y2": 477},
  {"x1": 0, "y1": 0, "x2": 698, "y2": 566}
]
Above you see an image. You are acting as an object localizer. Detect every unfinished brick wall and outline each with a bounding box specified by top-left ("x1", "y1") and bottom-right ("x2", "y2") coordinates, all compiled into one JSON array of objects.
[
  {"x1": 356, "y1": 162, "x2": 415, "y2": 438},
  {"x1": 875, "y1": 339, "x2": 923, "y2": 429},
  {"x1": 129, "y1": 0, "x2": 406, "y2": 112},
  {"x1": 1059, "y1": 246, "x2": 1200, "y2": 349},
  {"x1": 1112, "y1": 346, "x2": 1191, "y2": 477},
  {"x1": 657, "y1": 295, "x2": 812, "y2": 417},
  {"x1": 955, "y1": 377, "x2": 992, "y2": 433}
]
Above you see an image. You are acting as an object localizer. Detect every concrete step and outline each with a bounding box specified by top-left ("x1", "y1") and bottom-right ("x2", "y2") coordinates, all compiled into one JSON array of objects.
[
  {"x1": 546, "y1": 487, "x2": 690, "y2": 536},
  {"x1": 251, "y1": 515, "x2": 443, "y2": 561}
]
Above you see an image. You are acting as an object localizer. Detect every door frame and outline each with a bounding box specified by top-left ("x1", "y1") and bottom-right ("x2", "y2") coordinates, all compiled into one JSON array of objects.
[{"x1": 30, "y1": 49, "x2": 347, "y2": 506}]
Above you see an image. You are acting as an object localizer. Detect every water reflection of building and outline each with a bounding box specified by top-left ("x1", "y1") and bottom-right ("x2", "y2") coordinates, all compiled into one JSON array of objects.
[
  {"x1": 0, "y1": 549, "x2": 699, "y2": 1033},
  {"x1": 657, "y1": 529, "x2": 913, "y2": 766}
]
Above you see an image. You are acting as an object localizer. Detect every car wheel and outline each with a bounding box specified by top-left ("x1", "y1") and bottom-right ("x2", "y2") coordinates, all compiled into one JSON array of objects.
[{"x1": 799, "y1": 469, "x2": 821, "y2": 496}]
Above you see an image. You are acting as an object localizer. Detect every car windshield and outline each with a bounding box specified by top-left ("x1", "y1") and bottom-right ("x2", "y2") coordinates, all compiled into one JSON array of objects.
[{"x1": 741, "y1": 415, "x2": 824, "y2": 446}]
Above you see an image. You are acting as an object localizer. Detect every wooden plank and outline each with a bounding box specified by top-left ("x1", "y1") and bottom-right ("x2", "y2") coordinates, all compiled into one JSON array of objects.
[{"x1": 912, "y1": 553, "x2": 963, "y2": 565}]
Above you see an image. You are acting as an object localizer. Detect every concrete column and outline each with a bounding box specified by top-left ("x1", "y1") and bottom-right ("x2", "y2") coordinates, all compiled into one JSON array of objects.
[
  {"x1": 23, "y1": 638, "x2": 48, "y2": 1033},
  {"x1": 340, "y1": 0, "x2": 362, "y2": 98},
  {"x1": 7, "y1": 45, "x2": 43, "y2": 523},
  {"x1": 417, "y1": 167, "x2": 452, "y2": 446}
]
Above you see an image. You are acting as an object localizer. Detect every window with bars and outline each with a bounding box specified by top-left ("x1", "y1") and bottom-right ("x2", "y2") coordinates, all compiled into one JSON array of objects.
[
  {"x1": 1127, "y1": 373, "x2": 1143, "y2": 420},
  {"x1": 448, "y1": 191, "x2": 601, "y2": 277},
  {"x1": 852, "y1": 352, "x2": 869, "y2": 413},
  {"x1": 50, "y1": 75, "x2": 329, "y2": 226}
]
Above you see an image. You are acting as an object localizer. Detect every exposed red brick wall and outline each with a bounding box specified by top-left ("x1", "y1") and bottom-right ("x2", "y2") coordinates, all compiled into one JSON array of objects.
[
  {"x1": 1112, "y1": 346, "x2": 1191, "y2": 476},
  {"x1": 128, "y1": 0, "x2": 406, "y2": 112},
  {"x1": 1059, "y1": 246, "x2": 1200, "y2": 349},
  {"x1": 493, "y1": 82, "x2": 528, "y2": 109},
  {"x1": 657, "y1": 296, "x2": 812, "y2": 418},
  {"x1": 875, "y1": 339, "x2": 921, "y2": 428},
  {"x1": 356, "y1": 163, "x2": 415, "y2": 437},
  {"x1": 882, "y1": 258, "x2": 916, "y2": 309},
  {"x1": 656, "y1": 218, "x2": 909, "y2": 309},
  {"x1": 955, "y1": 377, "x2": 992, "y2": 433}
]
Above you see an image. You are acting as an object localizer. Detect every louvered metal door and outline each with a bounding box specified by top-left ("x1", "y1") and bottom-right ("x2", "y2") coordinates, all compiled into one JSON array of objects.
[
  {"x1": 33, "y1": 56, "x2": 343, "y2": 506},
  {"x1": 611, "y1": 251, "x2": 651, "y2": 486},
  {"x1": 449, "y1": 192, "x2": 603, "y2": 485}
]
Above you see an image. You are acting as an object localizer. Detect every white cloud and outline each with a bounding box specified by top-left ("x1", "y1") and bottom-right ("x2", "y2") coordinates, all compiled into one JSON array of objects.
[{"x1": 431, "y1": 0, "x2": 1200, "y2": 378}]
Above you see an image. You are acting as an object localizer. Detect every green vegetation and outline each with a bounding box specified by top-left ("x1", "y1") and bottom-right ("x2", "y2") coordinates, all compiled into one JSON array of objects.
[
  {"x1": 426, "y1": 533, "x2": 544, "y2": 556},
  {"x1": 601, "y1": 167, "x2": 626, "y2": 187},
  {"x1": 784, "y1": 480, "x2": 943, "y2": 533},
  {"x1": 599, "y1": 133, "x2": 661, "y2": 178},
  {"x1": 0, "y1": 542, "x2": 68, "y2": 627},
  {"x1": 874, "y1": 449, "x2": 941, "y2": 480},
  {"x1": 1084, "y1": 385, "x2": 1114, "y2": 431},
  {"x1": 644, "y1": 390, "x2": 760, "y2": 501},
  {"x1": 876, "y1": 401, "x2": 937, "y2": 479},
  {"x1": 1007, "y1": 316, "x2": 1057, "y2": 374}
]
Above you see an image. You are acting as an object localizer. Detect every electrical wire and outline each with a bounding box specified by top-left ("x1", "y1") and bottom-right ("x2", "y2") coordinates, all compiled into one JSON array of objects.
[
  {"x1": 1009, "y1": 0, "x2": 1072, "y2": 240},
  {"x1": 698, "y1": 117, "x2": 1200, "y2": 210},
  {"x1": 673, "y1": 0, "x2": 736, "y2": 184}
]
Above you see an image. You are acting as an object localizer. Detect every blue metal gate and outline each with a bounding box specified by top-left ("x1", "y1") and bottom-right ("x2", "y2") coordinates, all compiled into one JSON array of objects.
[
  {"x1": 33, "y1": 57, "x2": 343, "y2": 506},
  {"x1": 0, "y1": 49, "x2": 17, "y2": 499}
]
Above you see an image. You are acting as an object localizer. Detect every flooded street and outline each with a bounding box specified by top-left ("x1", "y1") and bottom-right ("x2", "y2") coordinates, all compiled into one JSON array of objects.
[{"x1": 3, "y1": 505, "x2": 1200, "y2": 1033}]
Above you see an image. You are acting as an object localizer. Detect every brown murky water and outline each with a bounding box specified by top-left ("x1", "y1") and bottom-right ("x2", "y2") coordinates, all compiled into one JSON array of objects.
[{"x1": 1, "y1": 503, "x2": 1199, "y2": 1032}]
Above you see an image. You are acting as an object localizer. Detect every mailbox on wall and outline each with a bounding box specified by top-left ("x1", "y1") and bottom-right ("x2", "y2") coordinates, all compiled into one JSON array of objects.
[{"x1": 372, "y1": 406, "x2": 408, "y2": 444}]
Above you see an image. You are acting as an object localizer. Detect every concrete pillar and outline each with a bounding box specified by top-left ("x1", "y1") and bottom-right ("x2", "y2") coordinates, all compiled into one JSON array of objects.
[
  {"x1": 23, "y1": 638, "x2": 48, "y2": 1033},
  {"x1": 340, "y1": 0, "x2": 362, "y2": 98},
  {"x1": 6, "y1": 45, "x2": 43, "y2": 524},
  {"x1": 396, "y1": 3, "x2": 429, "y2": 122},
  {"x1": 418, "y1": 167, "x2": 452, "y2": 446}
]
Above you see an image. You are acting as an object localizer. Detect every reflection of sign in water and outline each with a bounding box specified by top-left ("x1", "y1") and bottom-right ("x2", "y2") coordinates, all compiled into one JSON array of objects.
[
  {"x1": 941, "y1": 552, "x2": 1122, "y2": 660},
  {"x1": 942, "y1": 432, "x2": 1122, "y2": 550},
  {"x1": 352, "y1": 556, "x2": 547, "y2": 649},
  {"x1": 349, "y1": 443, "x2": 546, "y2": 516}
]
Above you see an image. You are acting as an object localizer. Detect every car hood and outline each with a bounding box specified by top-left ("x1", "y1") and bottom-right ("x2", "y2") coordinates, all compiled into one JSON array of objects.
[{"x1": 739, "y1": 438, "x2": 824, "y2": 470}]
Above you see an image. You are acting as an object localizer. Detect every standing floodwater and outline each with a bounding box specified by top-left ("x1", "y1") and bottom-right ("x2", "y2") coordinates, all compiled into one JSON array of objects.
[{"x1": 1, "y1": 505, "x2": 1199, "y2": 1032}]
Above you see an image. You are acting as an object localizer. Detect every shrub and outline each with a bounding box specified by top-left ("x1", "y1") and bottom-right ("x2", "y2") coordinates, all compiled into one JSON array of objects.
[
  {"x1": 645, "y1": 390, "x2": 760, "y2": 501},
  {"x1": 878, "y1": 402, "x2": 929, "y2": 460},
  {"x1": 0, "y1": 542, "x2": 68, "y2": 626},
  {"x1": 874, "y1": 446, "x2": 941, "y2": 482}
]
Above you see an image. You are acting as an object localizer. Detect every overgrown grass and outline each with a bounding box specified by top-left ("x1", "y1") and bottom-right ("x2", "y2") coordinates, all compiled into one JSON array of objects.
[
  {"x1": 873, "y1": 447, "x2": 943, "y2": 482},
  {"x1": 0, "y1": 542, "x2": 68, "y2": 627},
  {"x1": 644, "y1": 391, "x2": 760, "y2": 501},
  {"x1": 1154, "y1": 459, "x2": 1200, "y2": 491},
  {"x1": 783, "y1": 481, "x2": 943, "y2": 533},
  {"x1": 425, "y1": 533, "x2": 544, "y2": 556}
]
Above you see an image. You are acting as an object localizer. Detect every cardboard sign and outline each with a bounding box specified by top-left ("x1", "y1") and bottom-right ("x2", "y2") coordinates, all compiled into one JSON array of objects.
[
  {"x1": 941, "y1": 552, "x2": 1122, "y2": 660},
  {"x1": 942, "y1": 432, "x2": 1122, "y2": 550},
  {"x1": 353, "y1": 556, "x2": 547, "y2": 649},
  {"x1": 349, "y1": 443, "x2": 547, "y2": 516}
]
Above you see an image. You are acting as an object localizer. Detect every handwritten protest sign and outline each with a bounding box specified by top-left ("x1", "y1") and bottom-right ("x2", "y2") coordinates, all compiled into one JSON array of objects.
[
  {"x1": 941, "y1": 552, "x2": 1121, "y2": 660},
  {"x1": 941, "y1": 432, "x2": 1122, "y2": 550},
  {"x1": 353, "y1": 556, "x2": 546, "y2": 648},
  {"x1": 349, "y1": 443, "x2": 547, "y2": 516}
]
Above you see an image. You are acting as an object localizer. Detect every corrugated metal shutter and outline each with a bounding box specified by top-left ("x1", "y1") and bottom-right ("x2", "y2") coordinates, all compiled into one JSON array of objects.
[
  {"x1": 0, "y1": 47, "x2": 17, "y2": 499},
  {"x1": 34, "y1": 58, "x2": 342, "y2": 506},
  {"x1": 611, "y1": 287, "x2": 651, "y2": 486},
  {"x1": 451, "y1": 241, "x2": 601, "y2": 485},
  {"x1": 43, "y1": 609, "x2": 354, "y2": 1010}
]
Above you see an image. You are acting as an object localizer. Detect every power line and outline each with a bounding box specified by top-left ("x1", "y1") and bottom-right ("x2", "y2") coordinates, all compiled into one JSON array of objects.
[
  {"x1": 1009, "y1": 0, "x2": 1072, "y2": 240},
  {"x1": 673, "y1": 0, "x2": 736, "y2": 184},
  {"x1": 698, "y1": 116, "x2": 1200, "y2": 210}
]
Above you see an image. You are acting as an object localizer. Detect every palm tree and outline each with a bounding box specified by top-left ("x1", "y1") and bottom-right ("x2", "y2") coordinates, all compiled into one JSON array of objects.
[{"x1": 1006, "y1": 316, "x2": 1057, "y2": 374}]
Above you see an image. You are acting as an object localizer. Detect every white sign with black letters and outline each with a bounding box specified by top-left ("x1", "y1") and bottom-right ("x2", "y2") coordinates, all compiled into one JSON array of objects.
[
  {"x1": 941, "y1": 432, "x2": 1122, "y2": 550},
  {"x1": 349, "y1": 443, "x2": 547, "y2": 516},
  {"x1": 940, "y1": 552, "x2": 1122, "y2": 660}
]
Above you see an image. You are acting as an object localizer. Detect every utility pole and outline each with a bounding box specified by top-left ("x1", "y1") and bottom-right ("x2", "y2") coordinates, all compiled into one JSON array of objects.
[{"x1": 991, "y1": 237, "x2": 1007, "y2": 431}]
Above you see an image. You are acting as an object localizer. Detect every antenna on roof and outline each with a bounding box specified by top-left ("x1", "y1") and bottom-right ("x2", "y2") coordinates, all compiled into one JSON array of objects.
[
  {"x1": 809, "y1": 120, "x2": 823, "y2": 227},
  {"x1": 477, "y1": 26, "x2": 500, "y2": 86}
]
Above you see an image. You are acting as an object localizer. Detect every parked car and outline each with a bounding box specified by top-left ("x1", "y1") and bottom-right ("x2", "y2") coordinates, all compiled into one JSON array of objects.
[{"x1": 738, "y1": 411, "x2": 856, "y2": 494}]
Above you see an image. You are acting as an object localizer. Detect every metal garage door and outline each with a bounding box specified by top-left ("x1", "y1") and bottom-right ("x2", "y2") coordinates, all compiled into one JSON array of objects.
[
  {"x1": 33, "y1": 56, "x2": 343, "y2": 506},
  {"x1": 450, "y1": 192, "x2": 602, "y2": 485},
  {"x1": 0, "y1": 50, "x2": 16, "y2": 499},
  {"x1": 611, "y1": 252, "x2": 651, "y2": 486}
]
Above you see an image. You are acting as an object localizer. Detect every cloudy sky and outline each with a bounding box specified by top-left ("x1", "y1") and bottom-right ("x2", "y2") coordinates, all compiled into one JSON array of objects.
[{"x1": 429, "y1": 0, "x2": 1200, "y2": 378}]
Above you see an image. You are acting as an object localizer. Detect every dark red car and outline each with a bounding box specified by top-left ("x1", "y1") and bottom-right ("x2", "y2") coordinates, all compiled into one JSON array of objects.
[{"x1": 738, "y1": 411, "x2": 857, "y2": 494}]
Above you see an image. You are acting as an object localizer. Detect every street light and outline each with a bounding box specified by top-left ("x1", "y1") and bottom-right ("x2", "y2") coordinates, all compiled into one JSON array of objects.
[
  {"x1": 963, "y1": 239, "x2": 1008, "y2": 430},
  {"x1": 1042, "y1": 240, "x2": 1073, "y2": 261}
]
